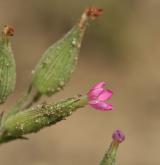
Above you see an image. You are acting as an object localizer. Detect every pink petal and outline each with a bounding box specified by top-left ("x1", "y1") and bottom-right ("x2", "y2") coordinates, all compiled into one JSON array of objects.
[
  {"x1": 87, "y1": 88, "x2": 104, "y2": 100},
  {"x1": 89, "y1": 100, "x2": 113, "y2": 111},
  {"x1": 98, "y1": 89, "x2": 113, "y2": 101},
  {"x1": 92, "y1": 82, "x2": 106, "y2": 89}
]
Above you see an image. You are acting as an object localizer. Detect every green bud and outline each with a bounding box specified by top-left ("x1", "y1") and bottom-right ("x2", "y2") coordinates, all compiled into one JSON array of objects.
[
  {"x1": 32, "y1": 7, "x2": 102, "y2": 96},
  {"x1": 0, "y1": 25, "x2": 16, "y2": 104},
  {"x1": 3, "y1": 95, "x2": 87, "y2": 137}
]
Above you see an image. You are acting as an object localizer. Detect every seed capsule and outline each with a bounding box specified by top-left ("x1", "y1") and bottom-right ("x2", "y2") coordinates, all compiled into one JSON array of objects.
[
  {"x1": 4, "y1": 95, "x2": 87, "y2": 136},
  {"x1": 32, "y1": 7, "x2": 102, "y2": 96},
  {"x1": 0, "y1": 25, "x2": 16, "y2": 104}
]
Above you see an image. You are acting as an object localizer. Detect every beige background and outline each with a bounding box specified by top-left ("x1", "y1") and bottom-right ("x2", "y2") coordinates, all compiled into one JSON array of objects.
[{"x1": 0, "y1": 0, "x2": 160, "y2": 164}]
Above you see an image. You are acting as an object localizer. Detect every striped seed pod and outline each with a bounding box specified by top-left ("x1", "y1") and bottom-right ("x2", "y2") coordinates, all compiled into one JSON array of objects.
[
  {"x1": 32, "y1": 7, "x2": 103, "y2": 96},
  {"x1": 0, "y1": 25, "x2": 16, "y2": 104}
]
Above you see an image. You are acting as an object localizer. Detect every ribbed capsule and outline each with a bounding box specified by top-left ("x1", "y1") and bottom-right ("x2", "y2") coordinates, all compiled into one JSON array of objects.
[
  {"x1": 32, "y1": 7, "x2": 103, "y2": 96},
  {"x1": 0, "y1": 25, "x2": 16, "y2": 104}
]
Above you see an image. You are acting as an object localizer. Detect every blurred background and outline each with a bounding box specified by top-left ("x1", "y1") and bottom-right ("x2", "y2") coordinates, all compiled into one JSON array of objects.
[{"x1": 0, "y1": 0, "x2": 160, "y2": 164}]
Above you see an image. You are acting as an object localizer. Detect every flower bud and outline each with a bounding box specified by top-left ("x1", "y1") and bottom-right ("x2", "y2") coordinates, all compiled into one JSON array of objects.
[
  {"x1": 32, "y1": 7, "x2": 103, "y2": 96},
  {"x1": 0, "y1": 25, "x2": 16, "y2": 104},
  {"x1": 112, "y1": 129, "x2": 125, "y2": 143},
  {"x1": 100, "y1": 130, "x2": 125, "y2": 165}
]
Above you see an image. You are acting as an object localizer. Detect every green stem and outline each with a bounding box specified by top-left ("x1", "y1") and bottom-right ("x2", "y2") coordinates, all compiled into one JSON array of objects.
[
  {"x1": 100, "y1": 141, "x2": 119, "y2": 165},
  {"x1": 23, "y1": 92, "x2": 41, "y2": 110},
  {"x1": 1, "y1": 84, "x2": 42, "y2": 127},
  {"x1": 10, "y1": 84, "x2": 33, "y2": 114}
]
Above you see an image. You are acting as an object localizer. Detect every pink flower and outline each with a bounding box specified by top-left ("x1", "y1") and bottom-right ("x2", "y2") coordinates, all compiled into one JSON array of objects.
[{"x1": 87, "y1": 82, "x2": 113, "y2": 111}]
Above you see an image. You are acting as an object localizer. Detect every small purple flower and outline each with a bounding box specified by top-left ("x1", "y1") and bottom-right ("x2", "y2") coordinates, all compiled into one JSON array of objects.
[
  {"x1": 87, "y1": 82, "x2": 113, "y2": 111},
  {"x1": 112, "y1": 130, "x2": 125, "y2": 143}
]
